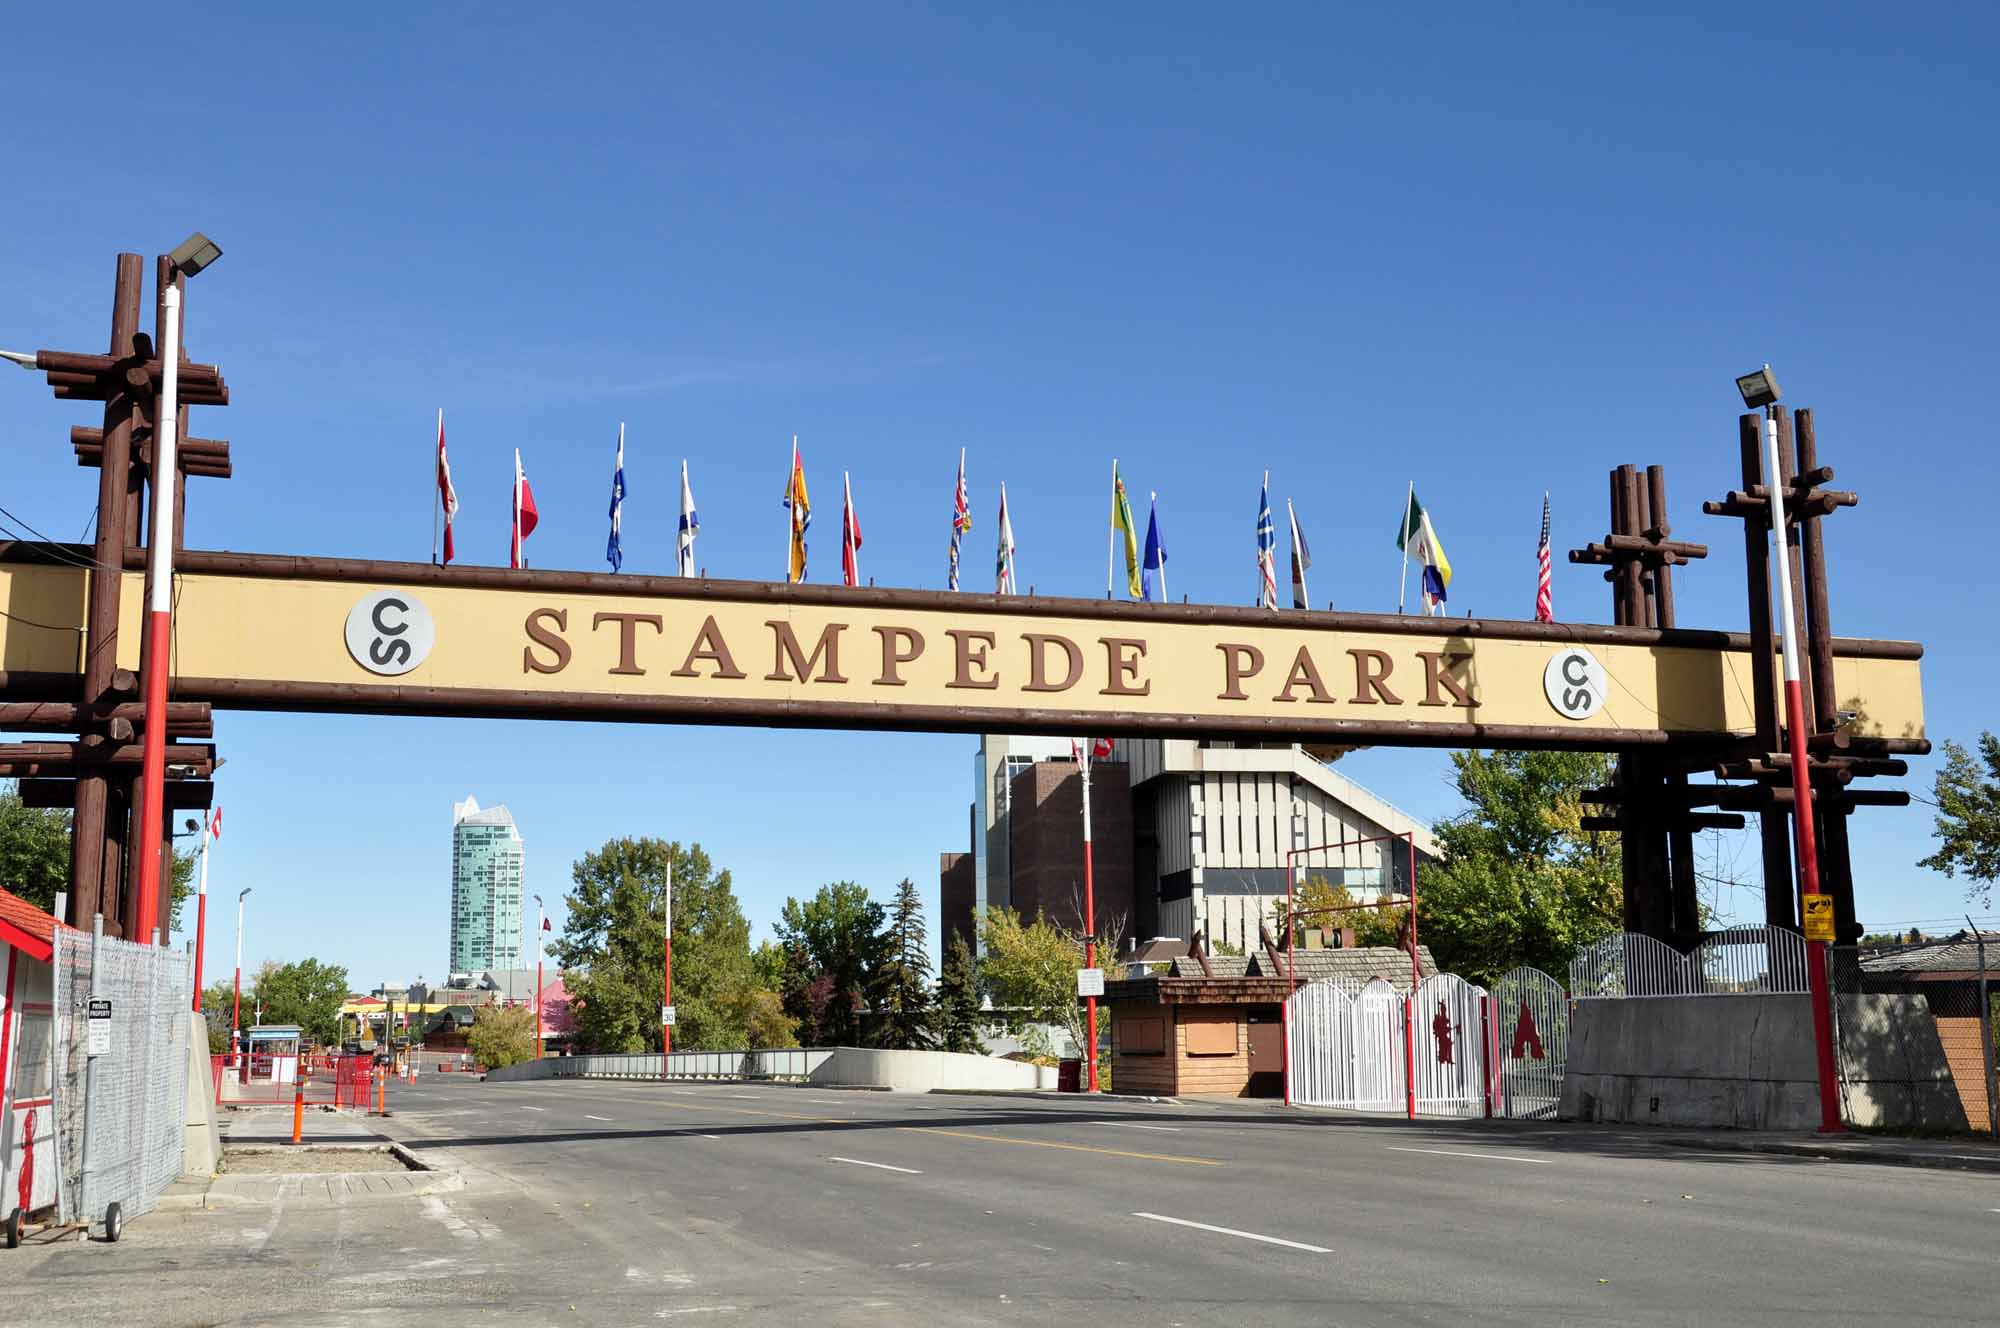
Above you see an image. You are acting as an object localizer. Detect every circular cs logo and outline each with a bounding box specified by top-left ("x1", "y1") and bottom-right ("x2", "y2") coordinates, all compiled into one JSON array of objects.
[
  {"x1": 344, "y1": 591, "x2": 435, "y2": 677},
  {"x1": 1543, "y1": 647, "x2": 1607, "y2": 721}
]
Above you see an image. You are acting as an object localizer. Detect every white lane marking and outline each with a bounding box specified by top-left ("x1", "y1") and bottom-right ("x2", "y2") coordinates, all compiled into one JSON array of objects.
[
  {"x1": 585, "y1": 1115, "x2": 615, "y2": 1122},
  {"x1": 520, "y1": 1105, "x2": 547, "y2": 1113},
  {"x1": 829, "y1": 1156, "x2": 924, "y2": 1175},
  {"x1": 654, "y1": 1308, "x2": 739, "y2": 1318},
  {"x1": 1088, "y1": 1120, "x2": 1181, "y2": 1132},
  {"x1": 697, "y1": 1134, "x2": 722, "y2": 1140},
  {"x1": 729, "y1": 1094, "x2": 759, "y2": 1099},
  {"x1": 1383, "y1": 1146, "x2": 1553, "y2": 1165},
  {"x1": 1131, "y1": 1212, "x2": 1331, "y2": 1254}
]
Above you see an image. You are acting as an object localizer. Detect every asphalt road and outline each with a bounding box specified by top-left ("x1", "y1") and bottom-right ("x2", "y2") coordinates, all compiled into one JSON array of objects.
[{"x1": 378, "y1": 1076, "x2": 1998, "y2": 1325}]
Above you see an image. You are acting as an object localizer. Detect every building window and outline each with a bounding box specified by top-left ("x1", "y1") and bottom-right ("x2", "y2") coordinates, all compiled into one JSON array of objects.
[
  {"x1": 1117, "y1": 1017, "x2": 1166, "y2": 1056},
  {"x1": 1183, "y1": 1015, "x2": 1238, "y2": 1057}
]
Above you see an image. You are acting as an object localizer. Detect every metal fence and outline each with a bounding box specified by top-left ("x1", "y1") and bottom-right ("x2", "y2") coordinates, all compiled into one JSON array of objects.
[
  {"x1": 1570, "y1": 926, "x2": 1809, "y2": 999},
  {"x1": 487, "y1": 1048, "x2": 836, "y2": 1082},
  {"x1": 1831, "y1": 941, "x2": 1999, "y2": 1135},
  {"x1": 51, "y1": 919, "x2": 192, "y2": 1227},
  {"x1": 1490, "y1": 967, "x2": 1569, "y2": 1120}
]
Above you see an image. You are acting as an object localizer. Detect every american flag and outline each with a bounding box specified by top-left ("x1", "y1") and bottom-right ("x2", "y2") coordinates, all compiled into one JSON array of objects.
[
  {"x1": 1535, "y1": 492, "x2": 1554, "y2": 623},
  {"x1": 1255, "y1": 473, "x2": 1277, "y2": 609},
  {"x1": 949, "y1": 448, "x2": 971, "y2": 590}
]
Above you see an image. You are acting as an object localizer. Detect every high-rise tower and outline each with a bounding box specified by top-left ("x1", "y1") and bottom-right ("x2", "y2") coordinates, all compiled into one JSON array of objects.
[{"x1": 449, "y1": 795, "x2": 525, "y2": 977}]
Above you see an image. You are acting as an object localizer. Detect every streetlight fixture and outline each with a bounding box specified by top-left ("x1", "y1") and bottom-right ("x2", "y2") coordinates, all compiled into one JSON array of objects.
[
  {"x1": 133, "y1": 232, "x2": 221, "y2": 947},
  {"x1": 0, "y1": 349, "x2": 36, "y2": 370},
  {"x1": 1737, "y1": 363, "x2": 1842, "y2": 1134}
]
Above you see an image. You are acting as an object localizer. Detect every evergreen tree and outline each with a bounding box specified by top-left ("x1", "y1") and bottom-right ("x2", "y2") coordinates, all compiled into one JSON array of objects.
[
  {"x1": 874, "y1": 878, "x2": 935, "y2": 1050},
  {"x1": 935, "y1": 936, "x2": 987, "y2": 1055}
]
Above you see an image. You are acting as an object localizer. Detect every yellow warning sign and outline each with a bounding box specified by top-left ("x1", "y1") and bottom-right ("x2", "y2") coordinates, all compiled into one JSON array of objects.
[{"x1": 1802, "y1": 893, "x2": 1837, "y2": 943}]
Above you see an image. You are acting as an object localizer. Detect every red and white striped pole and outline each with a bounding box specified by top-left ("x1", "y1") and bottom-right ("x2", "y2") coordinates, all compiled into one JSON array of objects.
[
  {"x1": 1081, "y1": 748, "x2": 1098, "y2": 1094},
  {"x1": 1760, "y1": 400, "x2": 1844, "y2": 1134},
  {"x1": 132, "y1": 279, "x2": 183, "y2": 943},
  {"x1": 191, "y1": 818, "x2": 211, "y2": 1010}
]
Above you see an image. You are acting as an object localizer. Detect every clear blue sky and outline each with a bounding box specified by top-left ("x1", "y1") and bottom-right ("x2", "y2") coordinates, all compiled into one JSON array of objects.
[{"x1": 4, "y1": 5, "x2": 1995, "y2": 989}]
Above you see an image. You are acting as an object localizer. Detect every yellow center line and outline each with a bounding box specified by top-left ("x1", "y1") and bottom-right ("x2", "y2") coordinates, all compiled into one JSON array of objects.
[{"x1": 638, "y1": 1097, "x2": 1220, "y2": 1166}]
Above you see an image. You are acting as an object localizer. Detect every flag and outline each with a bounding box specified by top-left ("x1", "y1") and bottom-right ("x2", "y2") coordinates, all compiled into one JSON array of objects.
[
  {"x1": 783, "y1": 437, "x2": 810, "y2": 582},
  {"x1": 1287, "y1": 499, "x2": 1313, "y2": 610},
  {"x1": 435, "y1": 410, "x2": 458, "y2": 565},
  {"x1": 677, "y1": 459, "x2": 700, "y2": 577},
  {"x1": 948, "y1": 448, "x2": 971, "y2": 591},
  {"x1": 1091, "y1": 736, "x2": 1114, "y2": 759},
  {"x1": 1109, "y1": 461, "x2": 1141, "y2": 598},
  {"x1": 995, "y1": 482, "x2": 1017, "y2": 594},
  {"x1": 1256, "y1": 473, "x2": 1278, "y2": 610},
  {"x1": 511, "y1": 449, "x2": 539, "y2": 570},
  {"x1": 1535, "y1": 492, "x2": 1554, "y2": 623},
  {"x1": 1396, "y1": 488, "x2": 1452, "y2": 612},
  {"x1": 208, "y1": 806, "x2": 221, "y2": 839},
  {"x1": 1141, "y1": 493, "x2": 1168, "y2": 602},
  {"x1": 541, "y1": 916, "x2": 551, "y2": 932},
  {"x1": 606, "y1": 424, "x2": 626, "y2": 572},
  {"x1": 841, "y1": 471, "x2": 864, "y2": 587}
]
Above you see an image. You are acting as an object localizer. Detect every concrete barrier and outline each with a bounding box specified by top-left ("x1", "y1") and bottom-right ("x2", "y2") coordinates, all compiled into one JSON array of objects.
[
  {"x1": 181, "y1": 1011, "x2": 222, "y2": 1176},
  {"x1": 484, "y1": 1047, "x2": 1059, "y2": 1092},
  {"x1": 1560, "y1": 993, "x2": 1968, "y2": 1130}
]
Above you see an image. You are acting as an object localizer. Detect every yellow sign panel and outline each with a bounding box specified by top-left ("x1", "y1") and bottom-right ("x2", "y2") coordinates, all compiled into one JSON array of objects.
[
  {"x1": 1802, "y1": 893, "x2": 1837, "y2": 943},
  {"x1": 0, "y1": 553, "x2": 1927, "y2": 747}
]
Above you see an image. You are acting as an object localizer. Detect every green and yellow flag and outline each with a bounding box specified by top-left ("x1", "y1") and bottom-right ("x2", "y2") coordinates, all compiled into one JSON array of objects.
[{"x1": 1110, "y1": 461, "x2": 1141, "y2": 598}]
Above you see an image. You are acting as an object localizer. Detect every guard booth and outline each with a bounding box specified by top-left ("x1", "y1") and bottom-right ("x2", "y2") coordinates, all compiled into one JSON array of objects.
[
  {"x1": 244, "y1": 1025, "x2": 303, "y2": 1083},
  {"x1": 1, "y1": 888, "x2": 61, "y2": 1237}
]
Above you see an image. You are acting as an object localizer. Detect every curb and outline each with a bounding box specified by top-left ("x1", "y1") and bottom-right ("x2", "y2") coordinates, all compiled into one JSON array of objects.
[
  {"x1": 926, "y1": 1088, "x2": 1191, "y2": 1107},
  {"x1": 1659, "y1": 1134, "x2": 2000, "y2": 1175}
]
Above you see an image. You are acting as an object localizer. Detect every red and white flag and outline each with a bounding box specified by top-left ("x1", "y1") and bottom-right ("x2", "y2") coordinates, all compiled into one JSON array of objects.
[
  {"x1": 435, "y1": 410, "x2": 459, "y2": 564},
  {"x1": 841, "y1": 471, "x2": 864, "y2": 587},
  {"x1": 511, "y1": 448, "x2": 539, "y2": 570},
  {"x1": 541, "y1": 916, "x2": 551, "y2": 932},
  {"x1": 208, "y1": 805, "x2": 222, "y2": 839},
  {"x1": 1534, "y1": 492, "x2": 1554, "y2": 623}
]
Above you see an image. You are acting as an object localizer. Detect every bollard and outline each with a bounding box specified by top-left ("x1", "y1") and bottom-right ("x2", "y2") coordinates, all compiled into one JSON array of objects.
[
  {"x1": 290, "y1": 1075, "x2": 305, "y2": 1145},
  {"x1": 374, "y1": 1068, "x2": 386, "y2": 1116}
]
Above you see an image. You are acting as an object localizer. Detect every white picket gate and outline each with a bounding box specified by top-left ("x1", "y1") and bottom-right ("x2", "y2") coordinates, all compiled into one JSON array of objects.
[
  {"x1": 1489, "y1": 967, "x2": 1569, "y2": 1119},
  {"x1": 1284, "y1": 976, "x2": 1412, "y2": 1112},
  {"x1": 1411, "y1": 973, "x2": 1490, "y2": 1117}
]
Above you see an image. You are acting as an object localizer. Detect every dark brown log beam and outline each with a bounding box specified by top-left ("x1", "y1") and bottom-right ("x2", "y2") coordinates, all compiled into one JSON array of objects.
[
  {"x1": 0, "y1": 700, "x2": 213, "y2": 737},
  {"x1": 16, "y1": 777, "x2": 213, "y2": 811}
]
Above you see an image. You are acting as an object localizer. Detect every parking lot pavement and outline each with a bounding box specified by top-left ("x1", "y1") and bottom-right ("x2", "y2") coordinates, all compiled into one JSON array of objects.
[{"x1": 12, "y1": 1077, "x2": 1998, "y2": 1326}]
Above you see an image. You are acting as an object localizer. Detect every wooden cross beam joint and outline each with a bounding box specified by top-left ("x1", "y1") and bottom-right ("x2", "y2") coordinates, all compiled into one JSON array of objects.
[{"x1": 72, "y1": 426, "x2": 232, "y2": 479}]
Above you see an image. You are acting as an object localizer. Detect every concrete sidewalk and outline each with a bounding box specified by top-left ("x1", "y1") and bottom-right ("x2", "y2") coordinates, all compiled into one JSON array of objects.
[{"x1": 159, "y1": 1105, "x2": 462, "y2": 1211}]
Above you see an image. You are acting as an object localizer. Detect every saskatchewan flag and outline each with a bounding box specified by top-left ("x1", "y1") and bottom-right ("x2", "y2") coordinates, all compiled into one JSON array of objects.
[
  {"x1": 1110, "y1": 462, "x2": 1142, "y2": 598},
  {"x1": 1396, "y1": 488, "x2": 1453, "y2": 609}
]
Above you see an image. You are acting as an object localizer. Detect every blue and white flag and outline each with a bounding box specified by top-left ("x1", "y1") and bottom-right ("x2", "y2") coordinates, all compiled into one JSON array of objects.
[
  {"x1": 1141, "y1": 492, "x2": 1168, "y2": 603},
  {"x1": 1288, "y1": 498, "x2": 1313, "y2": 610},
  {"x1": 606, "y1": 424, "x2": 627, "y2": 572},
  {"x1": 677, "y1": 458, "x2": 700, "y2": 577},
  {"x1": 1256, "y1": 473, "x2": 1277, "y2": 609}
]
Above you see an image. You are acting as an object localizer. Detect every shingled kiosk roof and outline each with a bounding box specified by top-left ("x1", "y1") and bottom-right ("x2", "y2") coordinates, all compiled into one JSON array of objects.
[{"x1": 1107, "y1": 942, "x2": 1437, "y2": 1005}]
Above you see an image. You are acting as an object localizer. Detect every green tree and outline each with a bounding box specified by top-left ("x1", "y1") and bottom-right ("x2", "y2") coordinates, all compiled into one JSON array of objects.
[
  {"x1": 466, "y1": 1004, "x2": 537, "y2": 1070},
  {"x1": 1919, "y1": 733, "x2": 2000, "y2": 908},
  {"x1": 934, "y1": 936, "x2": 987, "y2": 1055},
  {"x1": 1414, "y1": 750, "x2": 1623, "y2": 985},
  {"x1": 723, "y1": 984, "x2": 800, "y2": 1048},
  {"x1": 1271, "y1": 875, "x2": 1403, "y2": 948},
  {"x1": 874, "y1": 879, "x2": 935, "y2": 1050},
  {"x1": 979, "y1": 906, "x2": 1114, "y2": 1061},
  {"x1": 0, "y1": 782, "x2": 196, "y2": 927},
  {"x1": 554, "y1": 838, "x2": 757, "y2": 1053},
  {"x1": 198, "y1": 979, "x2": 236, "y2": 1054},
  {"x1": 250, "y1": 957, "x2": 350, "y2": 1045},
  {"x1": 774, "y1": 882, "x2": 887, "y2": 1046}
]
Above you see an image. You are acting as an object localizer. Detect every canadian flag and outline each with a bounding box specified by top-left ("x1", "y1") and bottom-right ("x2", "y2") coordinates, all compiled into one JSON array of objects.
[
  {"x1": 436, "y1": 411, "x2": 459, "y2": 564},
  {"x1": 208, "y1": 806, "x2": 222, "y2": 838},
  {"x1": 511, "y1": 449, "x2": 539, "y2": 570}
]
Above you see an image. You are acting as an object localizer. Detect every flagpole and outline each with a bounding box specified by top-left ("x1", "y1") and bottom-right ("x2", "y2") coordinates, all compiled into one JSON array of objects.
[
  {"x1": 431, "y1": 409, "x2": 440, "y2": 566},
  {"x1": 1397, "y1": 481, "x2": 1413, "y2": 614},
  {"x1": 843, "y1": 469, "x2": 856, "y2": 586},
  {"x1": 1106, "y1": 459, "x2": 1117, "y2": 599},
  {"x1": 787, "y1": 435, "x2": 799, "y2": 583}
]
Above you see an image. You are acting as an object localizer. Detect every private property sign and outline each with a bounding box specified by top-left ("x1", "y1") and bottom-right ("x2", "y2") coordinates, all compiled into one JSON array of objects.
[{"x1": 0, "y1": 549, "x2": 1926, "y2": 750}]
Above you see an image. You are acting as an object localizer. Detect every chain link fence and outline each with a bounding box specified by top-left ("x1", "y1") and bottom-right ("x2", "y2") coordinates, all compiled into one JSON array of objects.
[
  {"x1": 50, "y1": 920, "x2": 193, "y2": 1226},
  {"x1": 1833, "y1": 935, "x2": 1999, "y2": 1135}
]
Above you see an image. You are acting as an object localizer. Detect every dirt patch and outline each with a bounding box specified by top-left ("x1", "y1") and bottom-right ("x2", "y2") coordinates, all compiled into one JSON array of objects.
[{"x1": 223, "y1": 1147, "x2": 412, "y2": 1174}]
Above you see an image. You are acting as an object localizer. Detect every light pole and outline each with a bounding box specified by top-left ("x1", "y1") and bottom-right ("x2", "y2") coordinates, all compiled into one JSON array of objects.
[
  {"x1": 132, "y1": 232, "x2": 222, "y2": 945},
  {"x1": 189, "y1": 815, "x2": 213, "y2": 1012},
  {"x1": 532, "y1": 893, "x2": 545, "y2": 1061},
  {"x1": 661, "y1": 856, "x2": 674, "y2": 1073},
  {"x1": 231, "y1": 885, "x2": 252, "y2": 1064},
  {"x1": 1736, "y1": 363, "x2": 1843, "y2": 1134}
]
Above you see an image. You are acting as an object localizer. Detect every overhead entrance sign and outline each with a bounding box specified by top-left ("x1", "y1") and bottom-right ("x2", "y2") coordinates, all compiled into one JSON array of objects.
[{"x1": 0, "y1": 551, "x2": 1926, "y2": 752}]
